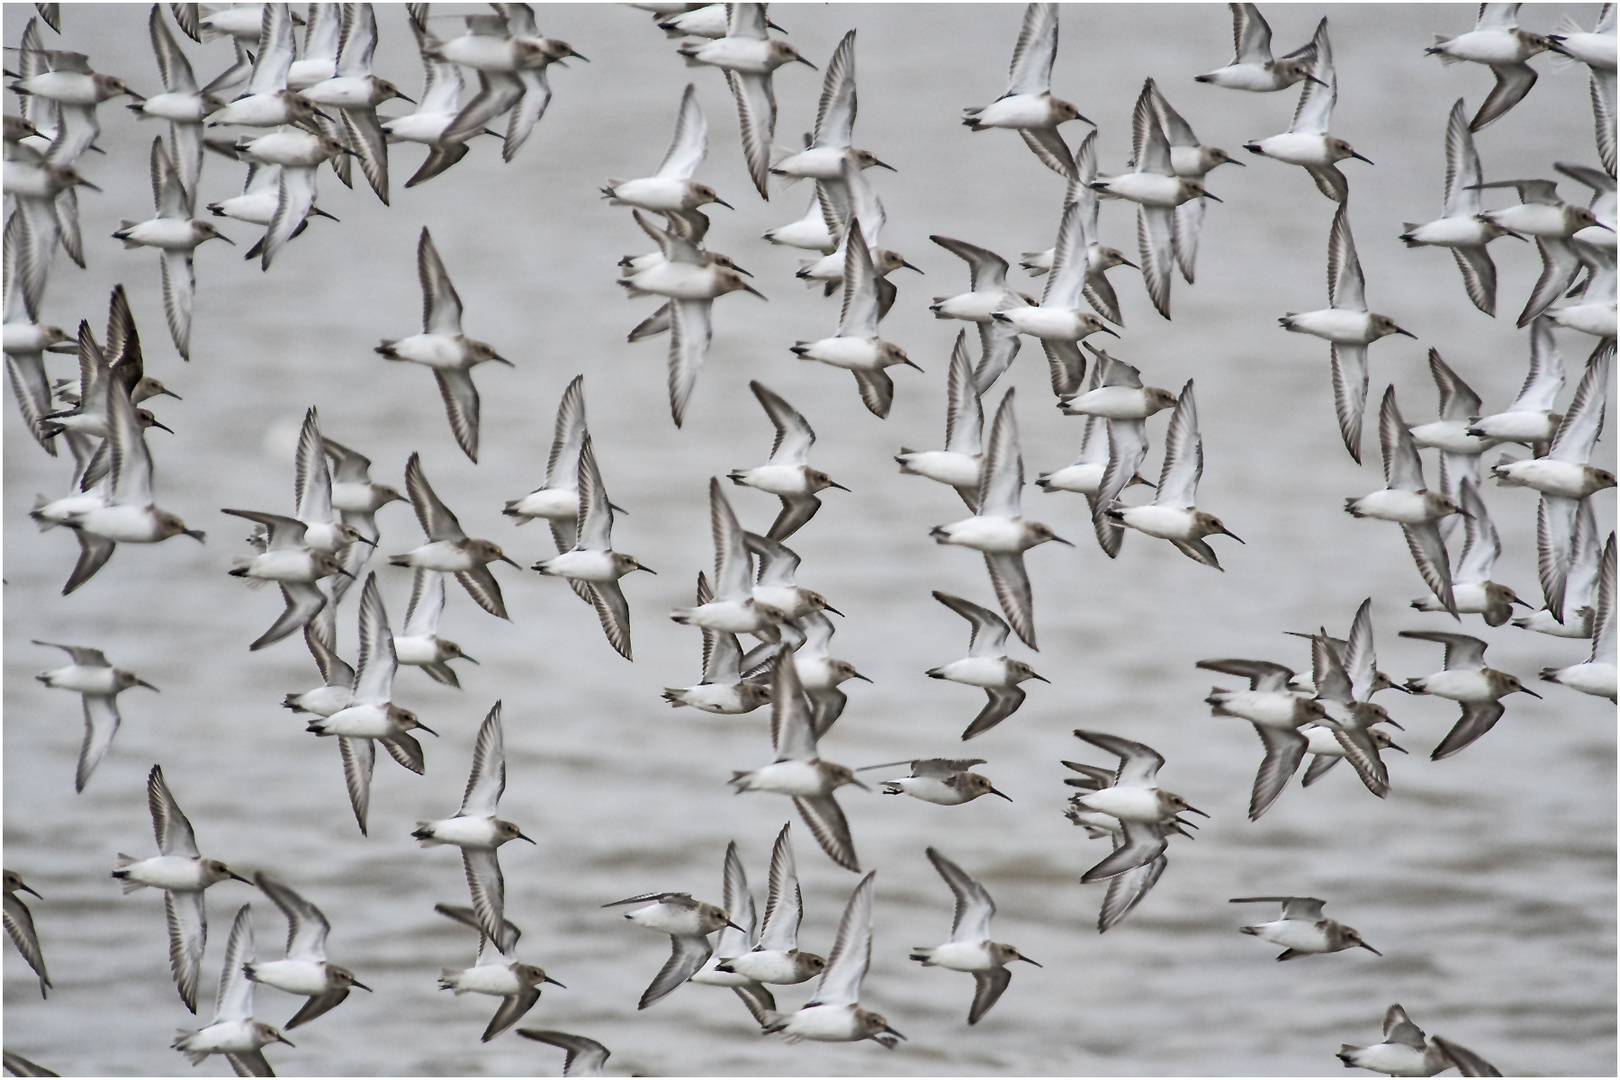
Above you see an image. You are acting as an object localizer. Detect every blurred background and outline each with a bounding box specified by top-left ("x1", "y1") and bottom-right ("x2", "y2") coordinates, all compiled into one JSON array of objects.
[{"x1": 4, "y1": 3, "x2": 1614, "y2": 1075}]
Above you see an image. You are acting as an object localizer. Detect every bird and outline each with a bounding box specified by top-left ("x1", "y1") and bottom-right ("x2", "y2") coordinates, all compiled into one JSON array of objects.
[
  {"x1": 1400, "y1": 630, "x2": 1541, "y2": 759},
  {"x1": 911, "y1": 848, "x2": 1039, "y2": 1025},
  {"x1": 769, "y1": 29, "x2": 892, "y2": 182},
  {"x1": 1344, "y1": 387, "x2": 1462, "y2": 618},
  {"x1": 383, "y1": 19, "x2": 480, "y2": 188},
  {"x1": 1068, "y1": 729, "x2": 1206, "y2": 881},
  {"x1": 962, "y1": 3, "x2": 1090, "y2": 180},
  {"x1": 1425, "y1": 3, "x2": 1552, "y2": 132},
  {"x1": 932, "y1": 389, "x2": 1073, "y2": 649},
  {"x1": 677, "y1": 2, "x2": 815, "y2": 199},
  {"x1": 300, "y1": 3, "x2": 411, "y2": 204},
  {"x1": 1338, "y1": 1004, "x2": 1496, "y2": 1077},
  {"x1": 715, "y1": 823, "x2": 827, "y2": 986},
  {"x1": 760, "y1": 871, "x2": 904, "y2": 1048},
  {"x1": 1409, "y1": 479, "x2": 1526, "y2": 626},
  {"x1": 1093, "y1": 79, "x2": 1220, "y2": 320},
  {"x1": 1062, "y1": 348, "x2": 1162, "y2": 558},
  {"x1": 1471, "y1": 178, "x2": 1610, "y2": 327},
  {"x1": 204, "y1": 3, "x2": 322, "y2": 129},
  {"x1": 223, "y1": 509, "x2": 348, "y2": 651},
  {"x1": 112, "y1": 764, "x2": 250, "y2": 1013},
  {"x1": 1539, "y1": 533, "x2": 1616, "y2": 702},
  {"x1": 991, "y1": 200, "x2": 1119, "y2": 398},
  {"x1": 3, "y1": 871, "x2": 49, "y2": 998},
  {"x1": 1281, "y1": 205, "x2": 1417, "y2": 463},
  {"x1": 1195, "y1": 3, "x2": 1324, "y2": 91},
  {"x1": 927, "y1": 238, "x2": 1026, "y2": 391},
  {"x1": 602, "y1": 889, "x2": 740, "y2": 1010},
  {"x1": 376, "y1": 228, "x2": 512, "y2": 463},
  {"x1": 394, "y1": 568, "x2": 477, "y2": 687},
  {"x1": 1061, "y1": 760, "x2": 1185, "y2": 933},
  {"x1": 730, "y1": 650, "x2": 867, "y2": 872},
  {"x1": 895, "y1": 331, "x2": 984, "y2": 508},
  {"x1": 390, "y1": 452, "x2": 519, "y2": 620},
  {"x1": 927, "y1": 590, "x2": 1047, "y2": 740},
  {"x1": 324, "y1": 435, "x2": 405, "y2": 591},
  {"x1": 413, "y1": 702, "x2": 533, "y2": 946},
  {"x1": 1231, "y1": 896, "x2": 1380, "y2": 961},
  {"x1": 246, "y1": 872, "x2": 370, "y2": 1030},
  {"x1": 790, "y1": 229, "x2": 918, "y2": 419},
  {"x1": 532, "y1": 437, "x2": 652, "y2": 660},
  {"x1": 670, "y1": 479, "x2": 789, "y2": 644},
  {"x1": 777, "y1": 607, "x2": 867, "y2": 738},
  {"x1": 1465, "y1": 316, "x2": 1565, "y2": 449},
  {"x1": 33, "y1": 639, "x2": 158, "y2": 791},
  {"x1": 663, "y1": 573, "x2": 773, "y2": 715},
  {"x1": 129, "y1": 4, "x2": 229, "y2": 208},
  {"x1": 306, "y1": 573, "x2": 438, "y2": 833},
  {"x1": 1106, "y1": 379, "x2": 1243, "y2": 569},
  {"x1": 1492, "y1": 343, "x2": 1615, "y2": 621},
  {"x1": 602, "y1": 83, "x2": 730, "y2": 216},
  {"x1": 862, "y1": 757, "x2": 1011, "y2": 805},
  {"x1": 282, "y1": 607, "x2": 355, "y2": 718},
  {"x1": 1243, "y1": 19, "x2": 1372, "y2": 203},
  {"x1": 686, "y1": 840, "x2": 776, "y2": 1024},
  {"x1": 1398, "y1": 99, "x2": 1523, "y2": 317},
  {"x1": 171, "y1": 904, "x2": 294, "y2": 1077},
  {"x1": 1514, "y1": 497, "x2": 1602, "y2": 640},
  {"x1": 436, "y1": 903, "x2": 562, "y2": 1042},
  {"x1": 1549, "y1": 8, "x2": 1616, "y2": 175},
  {"x1": 728, "y1": 380, "x2": 847, "y2": 541},
  {"x1": 1146, "y1": 78, "x2": 1240, "y2": 285},
  {"x1": 502, "y1": 375, "x2": 596, "y2": 548},
  {"x1": 1197, "y1": 658, "x2": 1327, "y2": 819},
  {"x1": 516, "y1": 1031, "x2": 611, "y2": 1078},
  {"x1": 793, "y1": 157, "x2": 919, "y2": 316},
  {"x1": 1407, "y1": 348, "x2": 1489, "y2": 530}
]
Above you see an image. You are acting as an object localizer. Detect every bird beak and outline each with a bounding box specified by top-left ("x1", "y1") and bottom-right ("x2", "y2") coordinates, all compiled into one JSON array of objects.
[
  {"x1": 638, "y1": 564, "x2": 658, "y2": 575},
  {"x1": 137, "y1": 679, "x2": 160, "y2": 691},
  {"x1": 724, "y1": 920, "x2": 748, "y2": 934},
  {"x1": 828, "y1": 480, "x2": 851, "y2": 492},
  {"x1": 1118, "y1": 257, "x2": 1139, "y2": 269},
  {"x1": 1050, "y1": 534, "x2": 1075, "y2": 547},
  {"x1": 1097, "y1": 325, "x2": 1120, "y2": 338},
  {"x1": 1394, "y1": 327, "x2": 1417, "y2": 339},
  {"x1": 989, "y1": 787, "x2": 1013, "y2": 802},
  {"x1": 492, "y1": 353, "x2": 515, "y2": 367},
  {"x1": 882, "y1": 1025, "x2": 906, "y2": 1041},
  {"x1": 335, "y1": 567, "x2": 355, "y2": 579},
  {"x1": 871, "y1": 158, "x2": 897, "y2": 172},
  {"x1": 394, "y1": 92, "x2": 417, "y2": 105},
  {"x1": 1518, "y1": 686, "x2": 1542, "y2": 699},
  {"x1": 712, "y1": 197, "x2": 735, "y2": 210},
  {"x1": 1202, "y1": 192, "x2": 1223, "y2": 203},
  {"x1": 499, "y1": 555, "x2": 520, "y2": 567},
  {"x1": 355, "y1": 534, "x2": 378, "y2": 546},
  {"x1": 311, "y1": 206, "x2": 340, "y2": 221},
  {"x1": 1221, "y1": 527, "x2": 1245, "y2": 544},
  {"x1": 351, "y1": 979, "x2": 373, "y2": 991},
  {"x1": 157, "y1": 387, "x2": 183, "y2": 400},
  {"x1": 1386, "y1": 741, "x2": 1408, "y2": 754},
  {"x1": 850, "y1": 671, "x2": 872, "y2": 683},
  {"x1": 1183, "y1": 804, "x2": 1210, "y2": 818},
  {"x1": 1018, "y1": 955, "x2": 1043, "y2": 967},
  {"x1": 731, "y1": 264, "x2": 753, "y2": 277},
  {"x1": 1306, "y1": 73, "x2": 1330, "y2": 88},
  {"x1": 902, "y1": 358, "x2": 924, "y2": 371},
  {"x1": 1031, "y1": 673, "x2": 1050, "y2": 683},
  {"x1": 543, "y1": 975, "x2": 566, "y2": 987},
  {"x1": 1359, "y1": 942, "x2": 1382, "y2": 956},
  {"x1": 462, "y1": 654, "x2": 479, "y2": 665},
  {"x1": 274, "y1": 1033, "x2": 295, "y2": 1048},
  {"x1": 16, "y1": 883, "x2": 41, "y2": 898},
  {"x1": 901, "y1": 260, "x2": 923, "y2": 274},
  {"x1": 150, "y1": 418, "x2": 176, "y2": 434},
  {"x1": 185, "y1": 529, "x2": 207, "y2": 542},
  {"x1": 821, "y1": 602, "x2": 846, "y2": 616},
  {"x1": 744, "y1": 284, "x2": 768, "y2": 300},
  {"x1": 850, "y1": 777, "x2": 873, "y2": 792},
  {"x1": 1511, "y1": 596, "x2": 1532, "y2": 607},
  {"x1": 1350, "y1": 151, "x2": 1374, "y2": 165},
  {"x1": 78, "y1": 178, "x2": 103, "y2": 192},
  {"x1": 417, "y1": 723, "x2": 439, "y2": 736},
  {"x1": 215, "y1": 232, "x2": 236, "y2": 245},
  {"x1": 516, "y1": 831, "x2": 537, "y2": 844},
  {"x1": 796, "y1": 55, "x2": 817, "y2": 68},
  {"x1": 230, "y1": 871, "x2": 253, "y2": 884}
]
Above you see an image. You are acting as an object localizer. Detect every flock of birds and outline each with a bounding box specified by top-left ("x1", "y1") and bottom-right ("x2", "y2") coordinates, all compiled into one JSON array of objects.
[{"x1": 2, "y1": 1, "x2": 1616, "y2": 1076}]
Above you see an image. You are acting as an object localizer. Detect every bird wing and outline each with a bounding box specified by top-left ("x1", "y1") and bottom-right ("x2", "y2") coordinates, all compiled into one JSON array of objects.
[
  {"x1": 836, "y1": 228, "x2": 881, "y2": 339},
  {"x1": 1006, "y1": 2, "x2": 1058, "y2": 95},
  {"x1": 667, "y1": 298, "x2": 712, "y2": 428},
  {"x1": 976, "y1": 388, "x2": 1024, "y2": 519},
  {"x1": 769, "y1": 649, "x2": 818, "y2": 761},
  {"x1": 758, "y1": 822, "x2": 803, "y2": 951},
  {"x1": 417, "y1": 228, "x2": 464, "y2": 335},
  {"x1": 1547, "y1": 343, "x2": 1611, "y2": 464},
  {"x1": 165, "y1": 887, "x2": 206, "y2": 1013},
  {"x1": 808, "y1": 871, "x2": 875, "y2": 1006},
  {"x1": 460, "y1": 703, "x2": 506, "y2": 817},
  {"x1": 1288, "y1": 19, "x2": 1335, "y2": 135},
  {"x1": 405, "y1": 452, "x2": 466, "y2": 541},
  {"x1": 1154, "y1": 380, "x2": 1201, "y2": 508},
  {"x1": 926, "y1": 847, "x2": 996, "y2": 944},
  {"x1": 752, "y1": 380, "x2": 815, "y2": 467},
  {"x1": 76, "y1": 693, "x2": 123, "y2": 793},
  {"x1": 811, "y1": 30, "x2": 856, "y2": 149},
  {"x1": 656, "y1": 83, "x2": 707, "y2": 180}
]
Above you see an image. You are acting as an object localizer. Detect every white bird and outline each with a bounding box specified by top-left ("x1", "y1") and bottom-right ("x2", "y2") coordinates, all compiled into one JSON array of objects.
[
  {"x1": 715, "y1": 823, "x2": 827, "y2": 987},
  {"x1": 1060, "y1": 348, "x2": 1161, "y2": 558},
  {"x1": 1410, "y1": 479, "x2": 1525, "y2": 626},
  {"x1": 895, "y1": 331, "x2": 984, "y2": 508},
  {"x1": 516, "y1": 1030, "x2": 611, "y2": 1078},
  {"x1": 1280, "y1": 205, "x2": 1416, "y2": 463},
  {"x1": 282, "y1": 608, "x2": 353, "y2": 717},
  {"x1": 33, "y1": 639, "x2": 158, "y2": 792},
  {"x1": 223, "y1": 509, "x2": 348, "y2": 651},
  {"x1": 1408, "y1": 349, "x2": 1488, "y2": 529},
  {"x1": 112, "y1": 765, "x2": 250, "y2": 1013},
  {"x1": 1514, "y1": 497, "x2": 1601, "y2": 639},
  {"x1": 285, "y1": 2, "x2": 340, "y2": 90},
  {"x1": 671, "y1": 479, "x2": 789, "y2": 643},
  {"x1": 1540, "y1": 533, "x2": 1617, "y2": 701},
  {"x1": 1243, "y1": 19, "x2": 1372, "y2": 203},
  {"x1": 1338, "y1": 1004, "x2": 1494, "y2": 1077},
  {"x1": 532, "y1": 437, "x2": 652, "y2": 660},
  {"x1": 777, "y1": 606, "x2": 866, "y2": 738},
  {"x1": 1066, "y1": 730, "x2": 1205, "y2": 880},
  {"x1": 246, "y1": 872, "x2": 371, "y2": 1029},
  {"x1": 413, "y1": 702, "x2": 534, "y2": 946},
  {"x1": 1465, "y1": 317, "x2": 1565, "y2": 448},
  {"x1": 385, "y1": 20, "x2": 478, "y2": 188},
  {"x1": 1230, "y1": 896, "x2": 1380, "y2": 960},
  {"x1": 324, "y1": 436, "x2": 405, "y2": 579},
  {"x1": 927, "y1": 590, "x2": 1047, "y2": 740},
  {"x1": 1550, "y1": 8, "x2": 1616, "y2": 175},
  {"x1": 1425, "y1": 3, "x2": 1552, "y2": 132},
  {"x1": 1474, "y1": 178, "x2": 1613, "y2": 329},
  {"x1": 1147, "y1": 79, "x2": 1240, "y2": 285},
  {"x1": 130, "y1": 4, "x2": 231, "y2": 208},
  {"x1": 662, "y1": 572, "x2": 772, "y2": 715},
  {"x1": 1398, "y1": 99, "x2": 1523, "y2": 317},
  {"x1": 1345, "y1": 387, "x2": 1461, "y2": 618},
  {"x1": 770, "y1": 30, "x2": 892, "y2": 182},
  {"x1": 1400, "y1": 631, "x2": 1541, "y2": 760},
  {"x1": 687, "y1": 840, "x2": 776, "y2": 1024},
  {"x1": 791, "y1": 229, "x2": 916, "y2": 417},
  {"x1": 728, "y1": 381, "x2": 847, "y2": 541},
  {"x1": 306, "y1": 572, "x2": 438, "y2": 833},
  {"x1": 1197, "y1": 658, "x2": 1328, "y2": 818},
  {"x1": 962, "y1": 3, "x2": 1090, "y2": 180},
  {"x1": 932, "y1": 389, "x2": 1073, "y2": 649},
  {"x1": 1107, "y1": 379, "x2": 1243, "y2": 569},
  {"x1": 1195, "y1": 3, "x2": 1324, "y2": 92},
  {"x1": 389, "y1": 452, "x2": 519, "y2": 619},
  {"x1": 761, "y1": 871, "x2": 903, "y2": 1048},
  {"x1": 503, "y1": 375, "x2": 593, "y2": 544},
  {"x1": 602, "y1": 83, "x2": 730, "y2": 215},
  {"x1": 206, "y1": 3, "x2": 322, "y2": 129},
  {"x1": 864, "y1": 757, "x2": 1011, "y2": 806},
  {"x1": 910, "y1": 848, "x2": 1040, "y2": 1025},
  {"x1": 795, "y1": 157, "x2": 919, "y2": 315},
  {"x1": 172, "y1": 904, "x2": 295, "y2": 1076},
  {"x1": 729, "y1": 650, "x2": 867, "y2": 872},
  {"x1": 437, "y1": 904, "x2": 562, "y2": 1042},
  {"x1": 433, "y1": 4, "x2": 584, "y2": 163},
  {"x1": 301, "y1": 3, "x2": 413, "y2": 203},
  {"x1": 602, "y1": 890, "x2": 739, "y2": 1010},
  {"x1": 394, "y1": 567, "x2": 477, "y2": 687},
  {"x1": 927, "y1": 237, "x2": 1026, "y2": 392}
]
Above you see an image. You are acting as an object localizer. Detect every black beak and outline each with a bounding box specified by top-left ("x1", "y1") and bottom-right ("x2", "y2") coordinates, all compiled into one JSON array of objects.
[
  {"x1": 744, "y1": 284, "x2": 768, "y2": 299},
  {"x1": 417, "y1": 723, "x2": 439, "y2": 737},
  {"x1": 828, "y1": 480, "x2": 850, "y2": 492},
  {"x1": 1359, "y1": 942, "x2": 1382, "y2": 956},
  {"x1": 1031, "y1": 673, "x2": 1050, "y2": 683},
  {"x1": 355, "y1": 534, "x2": 378, "y2": 546},
  {"x1": 351, "y1": 979, "x2": 373, "y2": 991},
  {"x1": 712, "y1": 197, "x2": 735, "y2": 210},
  {"x1": 1183, "y1": 804, "x2": 1211, "y2": 818},
  {"x1": 394, "y1": 92, "x2": 417, "y2": 105},
  {"x1": 149, "y1": 419, "x2": 176, "y2": 434},
  {"x1": 989, "y1": 787, "x2": 1013, "y2": 802},
  {"x1": 638, "y1": 565, "x2": 657, "y2": 575},
  {"x1": 1350, "y1": 151, "x2": 1374, "y2": 165},
  {"x1": 1306, "y1": 73, "x2": 1330, "y2": 88},
  {"x1": 1394, "y1": 327, "x2": 1417, "y2": 339},
  {"x1": 543, "y1": 975, "x2": 566, "y2": 987},
  {"x1": 137, "y1": 679, "x2": 161, "y2": 691},
  {"x1": 901, "y1": 260, "x2": 923, "y2": 273},
  {"x1": 1097, "y1": 325, "x2": 1120, "y2": 338},
  {"x1": 1202, "y1": 192, "x2": 1223, "y2": 203},
  {"x1": 871, "y1": 158, "x2": 897, "y2": 172},
  {"x1": 796, "y1": 55, "x2": 817, "y2": 68},
  {"x1": 850, "y1": 672, "x2": 872, "y2": 683},
  {"x1": 1018, "y1": 955, "x2": 1043, "y2": 967},
  {"x1": 216, "y1": 233, "x2": 237, "y2": 245}
]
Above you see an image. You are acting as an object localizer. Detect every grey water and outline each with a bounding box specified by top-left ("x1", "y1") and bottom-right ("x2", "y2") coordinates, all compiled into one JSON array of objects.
[{"x1": 4, "y1": 4, "x2": 1614, "y2": 1075}]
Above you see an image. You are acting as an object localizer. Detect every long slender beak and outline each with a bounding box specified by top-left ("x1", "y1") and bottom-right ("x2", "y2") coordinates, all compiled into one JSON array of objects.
[
  {"x1": 850, "y1": 672, "x2": 872, "y2": 683},
  {"x1": 1018, "y1": 955, "x2": 1043, "y2": 967},
  {"x1": 724, "y1": 920, "x2": 748, "y2": 934},
  {"x1": 1097, "y1": 325, "x2": 1120, "y2": 338},
  {"x1": 313, "y1": 108, "x2": 335, "y2": 121},
  {"x1": 989, "y1": 787, "x2": 1013, "y2": 802},
  {"x1": 821, "y1": 603, "x2": 845, "y2": 616},
  {"x1": 901, "y1": 260, "x2": 923, "y2": 274},
  {"x1": 1031, "y1": 673, "x2": 1050, "y2": 683},
  {"x1": 491, "y1": 354, "x2": 515, "y2": 367},
  {"x1": 499, "y1": 555, "x2": 520, "y2": 567},
  {"x1": 274, "y1": 1033, "x2": 295, "y2": 1048},
  {"x1": 355, "y1": 534, "x2": 378, "y2": 546},
  {"x1": 712, "y1": 197, "x2": 734, "y2": 210},
  {"x1": 137, "y1": 679, "x2": 160, "y2": 691},
  {"x1": 1183, "y1": 804, "x2": 1211, "y2": 818},
  {"x1": 731, "y1": 264, "x2": 753, "y2": 277},
  {"x1": 902, "y1": 358, "x2": 924, "y2": 371},
  {"x1": 335, "y1": 567, "x2": 355, "y2": 579},
  {"x1": 882, "y1": 1025, "x2": 906, "y2": 1041},
  {"x1": 1118, "y1": 257, "x2": 1139, "y2": 269},
  {"x1": 1511, "y1": 596, "x2": 1532, "y2": 608},
  {"x1": 1203, "y1": 192, "x2": 1223, "y2": 203},
  {"x1": 1518, "y1": 686, "x2": 1542, "y2": 699},
  {"x1": 515, "y1": 831, "x2": 537, "y2": 844},
  {"x1": 185, "y1": 529, "x2": 207, "y2": 542},
  {"x1": 828, "y1": 480, "x2": 851, "y2": 492},
  {"x1": 394, "y1": 92, "x2": 417, "y2": 105},
  {"x1": 17, "y1": 883, "x2": 41, "y2": 898},
  {"x1": 462, "y1": 654, "x2": 479, "y2": 665},
  {"x1": 1306, "y1": 73, "x2": 1330, "y2": 88},
  {"x1": 543, "y1": 975, "x2": 566, "y2": 987},
  {"x1": 1359, "y1": 942, "x2": 1382, "y2": 956},
  {"x1": 872, "y1": 158, "x2": 897, "y2": 172},
  {"x1": 157, "y1": 387, "x2": 183, "y2": 400},
  {"x1": 216, "y1": 233, "x2": 237, "y2": 245},
  {"x1": 638, "y1": 565, "x2": 657, "y2": 575},
  {"x1": 351, "y1": 979, "x2": 373, "y2": 991},
  {"x1": 1050, "y1": 534, "x2": 1075, "y2": 547},
  {"x1": 1350, "y1": 151, "x2": 1374, "y2": 165},
  {"x1": 796, "y1": 55, "x2": 817, "y2": 68},
  {"x1": 229, "y1": 871, "x2": 253, "y2": 884},
  {"x1": 1222, "y1": 528, "x2": 1245, "y2": 544},
  {"x1": 1394, "y1": 327, "x2": 1417, "y2": 339},
  {"x1": 149, "y1": 419, "x2": 175, "y2": 434},
  {"x1": 1386, "y1": 741, "x2": 1408, "y2": 754},
  {"x1": 311, "y1": 206, "x2": 340, "y2": 221},
  {"x1": 744, "y1": 284, "x2": 768, "y2": 299},
  {"x1": 77, "y1": 179, "x2": 103, "y2": 192},
  {"x1": 850, "y1": 777, "x2": 873, "y2": 792},
  {"x1": 417, "y1": 723, "x2": 439, "y2": 737}
]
